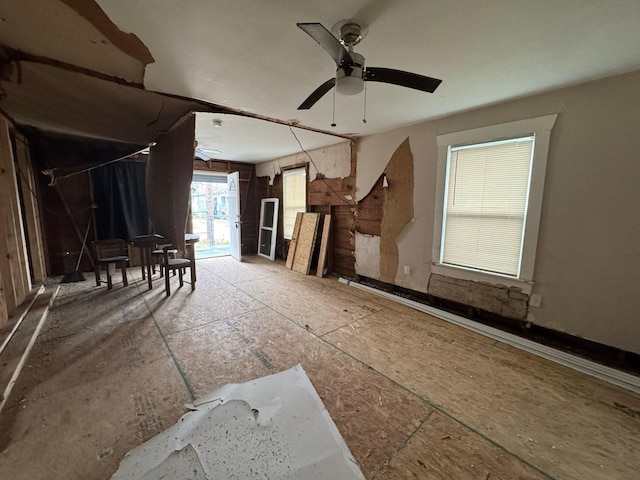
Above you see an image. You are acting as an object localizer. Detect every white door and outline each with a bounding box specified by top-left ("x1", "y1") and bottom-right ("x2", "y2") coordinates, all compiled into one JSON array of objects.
[{"x1": 227, "y1": 171, "x2": 242, "y2": 261}]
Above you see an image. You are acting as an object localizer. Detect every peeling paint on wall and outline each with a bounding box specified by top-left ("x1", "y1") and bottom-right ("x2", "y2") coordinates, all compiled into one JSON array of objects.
[
  {"x1": 380, "y1": 138, "x2": 414, "y2": 284},
  {"x1": 256, "y1": 142, "x2": 351, "y2": 184}
]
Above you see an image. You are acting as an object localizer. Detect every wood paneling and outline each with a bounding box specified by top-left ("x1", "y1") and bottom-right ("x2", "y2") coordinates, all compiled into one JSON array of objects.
[
  {"x1": 13, "y1": 134, "x2": 47, "y2": 283},
  {"x1": 356, "y1": 176, "x2": 385, "y2": 236},
  {"x1": 267, "y1": 140, "x2": 358, "y2": 278},
  {"x1": 27, "y1": 130, "x2": 140, "y2": 276},
  {"x1": 0, "y1": 119, "x2": 32, "y2": 322}
]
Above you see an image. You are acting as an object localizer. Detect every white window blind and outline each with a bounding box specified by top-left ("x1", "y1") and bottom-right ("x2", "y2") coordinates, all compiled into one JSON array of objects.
[
  {"x1": 441, "y1": 136, "x2": 534, "y2": 277},
  {"x1": 283, "y1": 167, "x2": 306, "y2": 239}
]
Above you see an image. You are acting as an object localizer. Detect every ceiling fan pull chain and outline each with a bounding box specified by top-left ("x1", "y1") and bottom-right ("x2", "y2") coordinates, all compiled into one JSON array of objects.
[
  {"x1": 331, "y1": 84, "x2": 337, "y2": 127},
  {"x1": 363, "y1": 80, "x2": 368, "y2": 124}
]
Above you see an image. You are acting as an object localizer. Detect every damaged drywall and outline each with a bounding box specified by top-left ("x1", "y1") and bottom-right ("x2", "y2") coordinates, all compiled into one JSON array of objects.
[
  {"x1": 146, "y1": 114, "x2": 195, "y2": 252},
  {"x1": 256, "y1": 142, "x2": 351, "y2": 185},
  {"x1": 379, "y1": 138, "x2": 414, "y2": 283},
  {"x1": 62, "y1": 0, "x2": 154, "y2": 66},
  {"x1": 429, "y1": 274, "x2": 529, "y2": 320},
  {"x1": 354, "y1": 232, "x2": 381, "y2": 279},
  {"x1": 111, "y1": 365, "x2": 365, "y2": 479}
]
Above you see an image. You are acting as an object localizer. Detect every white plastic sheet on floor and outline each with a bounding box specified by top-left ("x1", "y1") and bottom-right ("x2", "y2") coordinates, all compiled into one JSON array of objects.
[{"x1": 111, "y1": 365, "x2": 365, "y2": 479}]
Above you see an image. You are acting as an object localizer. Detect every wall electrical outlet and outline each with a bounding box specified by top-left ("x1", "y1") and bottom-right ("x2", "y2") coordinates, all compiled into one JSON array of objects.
[
  {"x1": 530, "y1": 294, "x2": 543, "y2": 308},
  {"x1": 403, "y1": 265, "x2": 410, "y2": 275}
]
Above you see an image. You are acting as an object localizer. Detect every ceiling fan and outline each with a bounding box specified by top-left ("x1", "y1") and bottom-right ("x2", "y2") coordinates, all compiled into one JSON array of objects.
[{"x1": 296, "y1": 19, "x2": 442, "y2": 110}]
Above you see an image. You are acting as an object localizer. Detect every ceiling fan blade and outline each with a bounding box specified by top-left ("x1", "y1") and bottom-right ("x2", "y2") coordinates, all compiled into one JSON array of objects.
[
  {"x1": 365, "y1": 67, "x2": 442, "y2": 93},
  {"x1": 298, "y1": 78, "x2": 336, "y2": 110},
  {"x1": 297, "y1": 22, "x2": 353, "y2": 67}
]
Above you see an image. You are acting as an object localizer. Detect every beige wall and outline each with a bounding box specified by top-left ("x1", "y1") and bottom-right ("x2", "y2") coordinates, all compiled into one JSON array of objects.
[{"x1": 355, "y1": 69, "x2": 640, "y2": 354}]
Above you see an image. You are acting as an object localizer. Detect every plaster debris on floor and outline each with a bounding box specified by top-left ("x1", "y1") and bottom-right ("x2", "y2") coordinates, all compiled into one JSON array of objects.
[{"x1": 110, "y1": 364, "x2": 365, "y2": 480}]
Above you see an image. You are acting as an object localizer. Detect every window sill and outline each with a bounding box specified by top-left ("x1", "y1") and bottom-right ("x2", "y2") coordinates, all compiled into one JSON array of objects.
[{"x1": 430, "y1": 263, "x2": 533, "y2": 295}]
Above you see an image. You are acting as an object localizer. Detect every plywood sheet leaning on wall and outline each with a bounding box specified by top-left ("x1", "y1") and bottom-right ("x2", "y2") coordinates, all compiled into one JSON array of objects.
[
  {"x1": 0, "y1": 118, "x2": 32, "y2": 323},
  {"x1": 316, "y1": 214, "x2": 331, "y2": 277},
  {"x1": 146, "y1": 114, "x2": 195, "y2": 252},
  {"x1": 380, "y1": 138, "x2": 414, "y2": 283},
  {"x1": 292, "y1": 213, "x2": 321, "y2": 274},
  {"x1": 285, "y1": 212, "x2": 303, "y2": 269},
  {"x1": 13, "y1": 135, "x2": 47, "y2": 283}
]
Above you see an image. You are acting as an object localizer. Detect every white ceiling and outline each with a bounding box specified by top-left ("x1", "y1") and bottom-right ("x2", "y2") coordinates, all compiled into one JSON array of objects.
[{"x1": 1, "y1": 0, "x2": 640, "y2": 162}]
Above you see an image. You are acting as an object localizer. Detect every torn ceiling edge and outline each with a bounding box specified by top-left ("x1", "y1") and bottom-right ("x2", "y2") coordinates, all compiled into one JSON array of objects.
[
  {"x1": 0, "y1": 47, "x2": 350, "y2": 144},
  {"x1": 111, "y1": 365, "x2": 366, "y2": 479},
  {"x1": 0, "y1": 60, "x2": 209, "y2": 145},
  {"x1": 339, "y1": 278, "x2": 640, "y2": 394},
  {"x1": 60, "y1": 0, "x2": 155, "y2": 66}
]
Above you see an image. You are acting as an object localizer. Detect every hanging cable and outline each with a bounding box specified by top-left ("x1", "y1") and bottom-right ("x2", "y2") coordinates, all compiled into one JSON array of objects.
[
  {"x1": 288, "y1": 126, "x2": 354, "y2": 206},
  {"x1": 331, "y1": 85, "x2": 337, "y2": 127},
  {"x1": 363, "y1": 80, "x2": 367, "y2": 124}
]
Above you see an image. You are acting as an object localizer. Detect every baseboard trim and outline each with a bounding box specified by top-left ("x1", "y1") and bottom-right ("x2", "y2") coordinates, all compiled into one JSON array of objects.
[{"x1": 339, "y1": 277, "x2": 640, "y2": 394}]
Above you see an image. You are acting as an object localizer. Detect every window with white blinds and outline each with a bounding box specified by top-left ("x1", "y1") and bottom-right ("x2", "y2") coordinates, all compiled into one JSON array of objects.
[
  {"x1": 283, "y1": 167, "x2": 307, "y2": 239},
  {"x1": 441, "y1": 137, "x2": 534, "y2": 276},
  {"x1": 433, "y1": 115, "x2": 556, "y2": 291}
]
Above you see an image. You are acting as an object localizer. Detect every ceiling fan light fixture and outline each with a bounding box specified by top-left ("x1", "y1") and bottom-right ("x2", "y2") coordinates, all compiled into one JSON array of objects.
[
  {"x1": 336, "y1": 74, "x2": 364, "y2": 95},
  {"x1": 335, "y1": 55, "x2": 364, "y2": 96}
]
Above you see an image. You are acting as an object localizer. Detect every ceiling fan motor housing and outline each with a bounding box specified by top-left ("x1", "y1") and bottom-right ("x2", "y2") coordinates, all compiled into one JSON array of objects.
[{"x1": 339, "y1": 21, "x2": 365, "y2": 47}]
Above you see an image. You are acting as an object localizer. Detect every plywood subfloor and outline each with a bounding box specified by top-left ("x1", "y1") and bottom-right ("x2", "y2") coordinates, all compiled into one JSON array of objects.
[{"x1": 0, "y1": 255, "x2": 639, "y2": 480}]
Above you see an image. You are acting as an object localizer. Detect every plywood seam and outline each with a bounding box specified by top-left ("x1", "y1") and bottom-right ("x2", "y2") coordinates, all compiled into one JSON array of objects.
[{"x1": 369, "y1": 410, "x2": 435, "y2": 479}]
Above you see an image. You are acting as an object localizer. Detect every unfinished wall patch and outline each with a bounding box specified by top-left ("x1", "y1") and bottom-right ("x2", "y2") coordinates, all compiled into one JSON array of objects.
[
  {"x1": 429, "y1": 274, "x2": 529, "y2": 320},
  {"x1": 355, "y1": 232, "x2": 381, "y2": 279},
  {"x1": 379, "y1": 138, "x2": 414, "y2": 284}
]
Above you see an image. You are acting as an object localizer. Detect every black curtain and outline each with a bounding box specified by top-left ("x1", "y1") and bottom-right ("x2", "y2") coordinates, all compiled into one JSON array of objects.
[{"x1": 92, "y1": 160, "x2": 151, "y2": 240}]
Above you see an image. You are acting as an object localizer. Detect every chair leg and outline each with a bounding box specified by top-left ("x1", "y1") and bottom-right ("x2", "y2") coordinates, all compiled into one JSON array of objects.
[
  {"x1": 190, "y1": 265, "x2": 196, "y2": 291},
  {"x1": 178, "y1": 268, "x2": 184, "y2": 287},
  {"x1": 164, "y1": 266, "x2": 171, "y2": 296},
  {"x1": 107, "y1": 270, "x2": 113, "y2": 290},
  {"x1": 122, "y1": 265, "x2": 128, "y2": 286}
]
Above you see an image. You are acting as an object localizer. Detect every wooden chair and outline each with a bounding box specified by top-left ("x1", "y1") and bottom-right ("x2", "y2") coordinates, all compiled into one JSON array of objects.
[
  {"x1": 151, "y1": 243, "x2": 177, "y2": 277},
  {"x1": 162, "y1": 244, "x2": 196, "y2": 296},
  {"x1": 94, "y1": 239, "x2": 129, "y2": 290}
]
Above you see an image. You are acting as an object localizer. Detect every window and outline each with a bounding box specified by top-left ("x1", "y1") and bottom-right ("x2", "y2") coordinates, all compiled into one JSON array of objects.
[
  {"x1": 433, "y1": 115, "x2": 556, "y2": 292},
  {"x1": 282, "y1": 167, "x2": 307, "y2": 239}
]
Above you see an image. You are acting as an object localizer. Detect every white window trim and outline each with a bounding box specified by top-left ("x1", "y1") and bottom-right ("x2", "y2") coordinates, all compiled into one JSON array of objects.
[{"x1": 432, "y1": 114, "x2": 557, "y2": 294}]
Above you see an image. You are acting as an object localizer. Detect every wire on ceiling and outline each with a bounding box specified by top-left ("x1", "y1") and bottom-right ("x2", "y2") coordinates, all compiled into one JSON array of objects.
[{"x1": 287, "y1": 126, "x2": 355, "y2": 207}]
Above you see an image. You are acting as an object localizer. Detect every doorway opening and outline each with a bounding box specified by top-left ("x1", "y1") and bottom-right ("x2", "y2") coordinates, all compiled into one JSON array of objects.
[{"x1": 191, "y1": 173, "x2": 231, "y2": 259}]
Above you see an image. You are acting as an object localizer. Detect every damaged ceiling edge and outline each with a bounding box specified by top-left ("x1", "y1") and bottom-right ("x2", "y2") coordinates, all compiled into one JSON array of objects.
[
  {"x1": 0, "y1": 47, "x2": 350, "y2": 149},
  {"x1": 61, "y1": 0, "x2": 155, "y2": 68}
]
